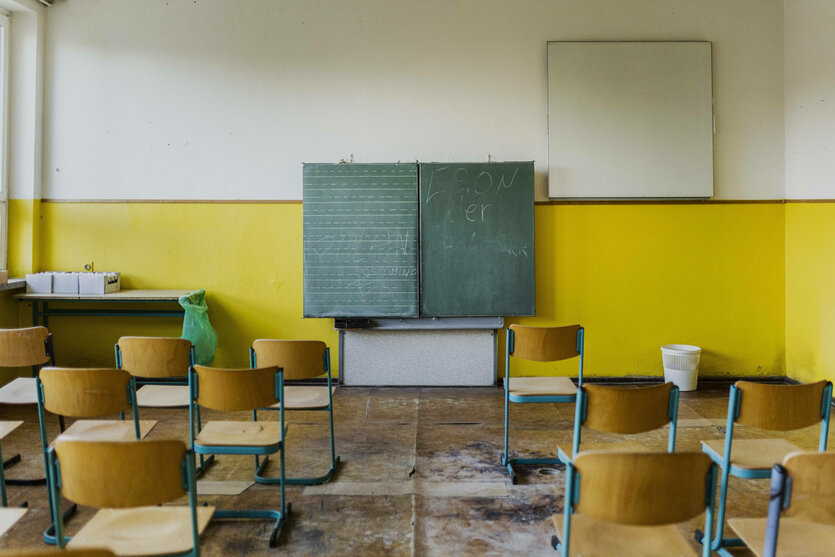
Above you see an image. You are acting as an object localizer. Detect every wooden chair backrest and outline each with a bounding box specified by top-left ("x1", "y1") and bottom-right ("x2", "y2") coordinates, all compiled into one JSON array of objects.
[
  {"x1": 53, "y1": 439, "x2": 187, "y2": 508},
  {"x1": 508, "y1": 324, "x2": 580, "y2": 362},
  {"x1": 735, "y1": 381, "x2": 827, "y2": 431},
  {"x1": 117, "y1": 337, "x2": 191, "y2": 378},
  {"x1": 583, "y1": 382, "x2": 674, "y2": 434},
  {"x1": 192, "y1": 365, "x2": 279, "y2": 412},
  {"x1": 782, "y1": 451, "x2": 835, "y2": 523},
  {"x1": 0, "y1": 326, "x2": 50, "y2": 367},
  {"x1": 252, "y1": 340, "x2": 326, "y2": 381},
  {"x1": 573, "y1": 451, "x2": 711, "y2": 525},
  {"x1": 0, "y1": 550, "x2": 115, "y2": 557},
  {"x1": 39, "y1": 367, "x2": 132, "y2": 417}
]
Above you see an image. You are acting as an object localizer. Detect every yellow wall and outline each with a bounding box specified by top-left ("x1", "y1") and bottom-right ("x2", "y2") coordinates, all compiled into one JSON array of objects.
[
  {"x1": 508, "y1": 203, "x2": 786, "y2": 377},
  {"x1": 5, "y1": 199, "x2": 788, "y2": 379},
  {"x1": 785, "y1": 203, "x2": 835, "y2": 384}
]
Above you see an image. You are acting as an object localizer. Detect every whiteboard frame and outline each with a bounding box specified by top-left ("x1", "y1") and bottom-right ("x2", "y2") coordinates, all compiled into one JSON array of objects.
[{"x1": 547, "y1": 41, "x2": 714, "y2": 199}]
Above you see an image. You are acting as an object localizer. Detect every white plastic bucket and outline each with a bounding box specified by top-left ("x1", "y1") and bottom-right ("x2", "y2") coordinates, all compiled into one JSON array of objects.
[{"x1": 661, "y1": 344, "x2": 701, "y2": 391}]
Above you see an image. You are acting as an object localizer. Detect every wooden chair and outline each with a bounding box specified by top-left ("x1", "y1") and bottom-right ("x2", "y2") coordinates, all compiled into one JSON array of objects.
[
  {"x1": 115, "y1": 336, "x2": 214, "y2": 473},
  {"x1": 729, "y1": 451, "x2": 835, "y2": 557},
  {"x1": 698, "y1": 380, "x2": 833, "y2": 556},
  {"x1": 502, "y1": 324, "x2": 583, "y2": 483},
  {"x1": 189, "y1": 365, "x2": 288, "y2": 547},
  {"x1": 47, "y1": 439, "x2": 212, "y2": 556},
  {"x1": 250, "y1": 339, "x2": 339, "y2": 485},
  {"x1": 36, "y1": 367, "x2": 155, "y2": 545},
  {"x1": 558, "y1": 382, "x2": 679, "y2": 464},
  {"x1": 551, "y1": 451, "x2": 717, "y2": 557},
  {"x1": 0, "y1": 326, "x2": 57, "y2": 486}
]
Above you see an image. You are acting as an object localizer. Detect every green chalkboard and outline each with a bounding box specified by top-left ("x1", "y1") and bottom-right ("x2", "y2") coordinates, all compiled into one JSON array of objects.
[
  {"x1": 419, "y1": 162, "x2": 535, "y2": 316},
  {"x1": 303, "y1": 163, "x2": 419, "y2": 317}
]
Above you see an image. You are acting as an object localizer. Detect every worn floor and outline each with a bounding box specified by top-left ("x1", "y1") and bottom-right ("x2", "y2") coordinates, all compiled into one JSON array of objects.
[{"x1": 0, "y1": 383, "x2": 822, "y2": 556}]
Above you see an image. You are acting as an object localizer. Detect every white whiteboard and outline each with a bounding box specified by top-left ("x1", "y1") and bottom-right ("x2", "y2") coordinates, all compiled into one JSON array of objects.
[{"x1": 548, "y1": 41, "x2": 714, "y2": 198}]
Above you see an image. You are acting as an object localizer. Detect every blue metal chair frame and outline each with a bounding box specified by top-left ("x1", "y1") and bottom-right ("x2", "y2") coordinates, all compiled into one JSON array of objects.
[
  {"x1": 557, "y1": 383, "x2": 680, "y2": 465},
  {"x1": 46, "y1": 443, "x2": 201, "y2": 557},
  {"x1": 0, "y1": 436, "x2": 9, "y2": 507},
  {"x1": 36, "y1": 371, "x2": 141, "y2": 545},
  {"x1": 188, "y1": 366, "x2": 288, "y2": 547},
  {"x1": 698, "y1": 381, "x2": 833, "y2": 556},
  {"x1": 502, "y1": 326, "x2": 584, "y2": 484},
  {"x1": 250, "y1": 345, "x2": 339, "y2": 485},
  {"x1": 553, "y1": 455, "x2": 718, "y2": 557},
  {"x1": 115, "y1": 342, "x2": 214, "y2": 475}
]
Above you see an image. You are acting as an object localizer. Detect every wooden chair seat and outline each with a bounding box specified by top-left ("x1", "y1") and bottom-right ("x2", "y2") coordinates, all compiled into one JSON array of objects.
[
  {"x1": 0, "y1": 507, "x2": 27, "y2": 538},
  {"x1": 702, "y1": 438, "x2": 803, "y2": 470},
  {"x1": 58, "y1": 420, "x2": 157, "y2": 442},
  {"x1": 135, "y1": 385, "x2": 189, "y2": 408},
  {"x1": 508, "y1": 376, "x2": 576, "y2": 397},
  {"x1": 558, "y1": 441, "x2": 648, "y2": 461},
  {"x1": 0, "y1": 421, "x2": 23, "y2": 440},
  {"x1": 195, "y1": 420, "x2": 281, "y2": 447},
  {"x1": 553, "y1": 514, "x2": 698, "y2": 557},
  {"x1": 68, "y1": 505, "x2": 214, "y2": 556},
  {"x1": 265, "y1": 386, "x2": 335, "y2": 410},
  {"x1": 0, "y1": 377, "x2": 37, "y2": 405},
  {"x1": 729, "y1": 517, "x2": 835, "y2": 557}
]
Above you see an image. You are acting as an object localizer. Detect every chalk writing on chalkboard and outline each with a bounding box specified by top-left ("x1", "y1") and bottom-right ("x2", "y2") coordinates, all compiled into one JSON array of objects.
[
  {"x1": 303, "y1": 163, "x2": 419, "y2": 318},
  {"x1": 419, "y1": 162, "x2": 535, "y2": 317}
]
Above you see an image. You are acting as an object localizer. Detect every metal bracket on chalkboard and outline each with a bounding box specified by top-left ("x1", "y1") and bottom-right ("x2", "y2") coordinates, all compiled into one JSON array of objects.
[{"x1": 334, "y1": 317, "x2": 372, "y2": 329}]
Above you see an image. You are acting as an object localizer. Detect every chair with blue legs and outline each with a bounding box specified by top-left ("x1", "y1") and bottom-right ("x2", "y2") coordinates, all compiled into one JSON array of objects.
[
  {"x1": 189, "y1": 364, "x2": 289, "y2": 547},
  {"x1": 250, "y1": 339, "x2": 339, "y2": 485},
  {"x1": 116, "y1": 337, "x2": 214, "y2": 474},
  {"x1": 47, "y1": 439, "x2": 212, "y2": 556},
  {"x1": 551, "y1": 451, "x2": 718, "y2": 556},
  {"x1": 729, "y1": 451, "x2": 835, "y2": 557},
  {"x1": 36, "y1": 367, "x2": 155, "y2": 544},
  {"x1": 0, "y1": 326, "x2": 58, "y2": 486},
  {"x1": 502, "y1": 324, "x2": 584, "y2": 484},
  {"x1": 697, "y1": 380, "x2": 833, "y2": 556},
  {"x1": 558, "y1": 381, "x2": 680, "y2": 465}
]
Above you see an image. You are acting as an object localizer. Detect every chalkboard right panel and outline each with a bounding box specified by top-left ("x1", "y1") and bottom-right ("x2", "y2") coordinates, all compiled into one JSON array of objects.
[{"x1": 419, "y1": 162, "x2": 535, "y2": 317}]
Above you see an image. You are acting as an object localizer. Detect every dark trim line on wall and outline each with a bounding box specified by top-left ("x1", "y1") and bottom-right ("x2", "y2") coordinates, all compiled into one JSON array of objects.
[
  {"x1": 39, "y1": 199, "x2": 835, "y2": 205},
  {"x1": 537, "y1": 199, "x2": 787, "y2": 206},
  {"x1": 40, "y1": 199, "x2": 303, "y2": 204}
]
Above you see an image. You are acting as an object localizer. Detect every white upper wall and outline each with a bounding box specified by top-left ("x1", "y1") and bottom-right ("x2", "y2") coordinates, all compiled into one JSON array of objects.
[
  {"x1": 39, "y1": 0, "x2": 785, "y2": 201},
  {"x1": 4, "y1": 0, "x2": 43, "y2": 201},
  {"x1": 784, "y1": 0, "x2": 835, "y2": 199}
]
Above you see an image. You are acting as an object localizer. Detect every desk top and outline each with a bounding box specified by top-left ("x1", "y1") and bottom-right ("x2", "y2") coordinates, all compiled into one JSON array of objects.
[{"x1": 15, "y1": 289, "x2": 193, "y2": 302}]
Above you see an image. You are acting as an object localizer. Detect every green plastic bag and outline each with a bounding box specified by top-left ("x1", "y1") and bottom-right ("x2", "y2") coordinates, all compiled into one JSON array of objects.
[{"x1": 179, "y1": 289, "x2": 218, "y2": 365}]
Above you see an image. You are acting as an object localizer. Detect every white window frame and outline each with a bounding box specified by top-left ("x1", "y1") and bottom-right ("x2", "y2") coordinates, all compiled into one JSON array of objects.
[{"x1": 0, "y1": 11, "x2": 9, "y2": 270}]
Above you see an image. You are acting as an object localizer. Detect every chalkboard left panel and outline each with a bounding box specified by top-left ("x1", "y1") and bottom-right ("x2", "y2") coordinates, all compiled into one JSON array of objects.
[{"x1": 303, "y1": 163, "x2": 419, "y2": 317}]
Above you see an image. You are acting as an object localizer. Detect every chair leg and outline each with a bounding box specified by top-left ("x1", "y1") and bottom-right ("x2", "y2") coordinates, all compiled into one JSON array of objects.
[
  {"x1": 213, "y1": 505, "x2": 291, "y2": 548},
  {"x1": 694, "y1": 466, "x2": 745, "y2": 554},
  {"x1": 194, "y1": 405, "x2": 215, "y2": 476},
  {"x1": 502, "y1": 390, "x2": 515, "y2": 483},
  {"x1": 501, "y1": 397, "x2": 562, "y2": 484},
  {"x1": 253, "y1": 408, "x2": 340, "y2": 486},
  {"x1": 196, "y1": 454, "x2": 215, "y2": 477},
  {"x1": 3, "y1": 454, "x2": 46, "y2": 486},
  {"x1": 43, "y1": 503, "x2": 78, "y2": 545}
]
